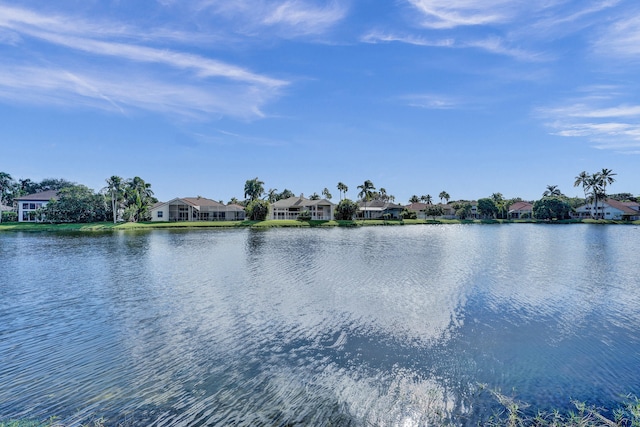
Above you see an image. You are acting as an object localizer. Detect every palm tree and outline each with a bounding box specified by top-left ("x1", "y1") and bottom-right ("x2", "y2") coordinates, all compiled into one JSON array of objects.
[
  {"x1": 309, "y1": 192, "x2": 320, "y2": 200},
  {"x1": 491, "y1": 193, "x2": 505, "y2": 219},
  {"x1": 104, "y1": 175, "x2": 124, "y2": 224},
  {"x1": 420, "y1": 194, "x2": 433, "y2": 205},
  {"x1": 337, "y1": 182, "x2": 348, "y2": 200},
  {"x1": 244, "y1": 177, "x2": 265, "y2": 201},
  {"x1": 574, "y1": 171, "x2": 591, "y2": 209},
  {"x1": 543, "y1": 185, "x2": 562, "y2": 197},
  {"x1": 357, "y1": 180, "x2": 375, "y2": 220},
  {"x1": 124, "y1": 177, "x2": 155, "y2": 222},
  {"x1": 598, "y1": 168, "x2": 616, "y2": 199},
  {"x1": 267, "y1": 188, "x2": 279, "y2": 203},
  {"x1": 587, "y1": 173, "x2": 602, "y2": 218},
  {"x1": 322, "y1": 188, "x2": 332, "y2": 200},
  {"x1": 409, "y1": 195, "x2": 420, "y2": 204},
  {"x1": 439, "y1": 191, "x2": 450, "y2": 204}
]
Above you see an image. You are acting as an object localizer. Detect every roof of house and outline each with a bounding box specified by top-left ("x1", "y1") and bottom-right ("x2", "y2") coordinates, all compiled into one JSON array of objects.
[
  {"x1": 508, "y1": 201, "x2": 533, "y2": 212},
  {"x1": 271, "y1": 196, "x2": 334, "y2": 208},
  {"x1": 406, "y1": 202, "x2": 455, "y2": 212},
  {"x1": 358, "y1": 200, "x2": 404, "y2": 211},
  {"x1": 152, "y1": 197, "x2": 244, "y2": 211},
  {"x1": 604, "y1": 198, "x2": 640, "y2": 215},
  {"x1": 16, "y1": 190, "x2": 59, "y2": 202}
]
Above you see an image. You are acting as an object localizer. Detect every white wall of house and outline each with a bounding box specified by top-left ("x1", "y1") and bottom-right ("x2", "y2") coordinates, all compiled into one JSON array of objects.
[
  {"x1": 18, "y1": 200, "x2": 48, "y2": 222},
  {"x1": 151, "y1": 204, "x2": 170, "y2": 221},
  {"x1": 574, "y1": 203, "x2": 624, "y2": 219}
]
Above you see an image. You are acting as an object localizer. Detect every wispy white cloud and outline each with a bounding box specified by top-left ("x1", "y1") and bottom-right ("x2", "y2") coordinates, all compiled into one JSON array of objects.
[
  {"x1": 0, "y1": 4, "x2": 288, "y2": 119},
  {"x1": 538, "y1": 89, "x2": 640, "y2": 152},
  {"x1": 188, "y1": 0, "x2": 346, "y2": 37},
  {"x1": 362, "y1": 30, "x2": 544, "y2": 61},
  {"x1": 593, "y1": 14, "x2": 640, "y2": 59},
  {"x1": 402, "y1": 93, "x2": 460, "y2": 110},
  {"x1": 0, "y1": 65, "x2": 275, "y2": 119},
  {"x1": 406, "y1": 0, "x2": 521, "y2": 29}
]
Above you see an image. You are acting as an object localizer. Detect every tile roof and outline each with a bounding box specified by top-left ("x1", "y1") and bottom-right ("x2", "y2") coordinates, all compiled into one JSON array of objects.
[
  {"x1": 508, "y1": 201, "x2": 533, "y2": 212},
  {"x1": 272, "y1": 196, "x2": 334, "y2": 208},
  {"x1": 605, "y1": 198, "x2": 639, "y2": 215},
  {"x1": 16, "y1": 190, "x2": 59, "y2": 201}
]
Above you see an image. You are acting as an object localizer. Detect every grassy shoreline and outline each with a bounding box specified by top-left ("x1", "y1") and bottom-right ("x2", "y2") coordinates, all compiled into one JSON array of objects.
[{"x1": 0, "y1": 218, "x2": 638, "y2": 232}]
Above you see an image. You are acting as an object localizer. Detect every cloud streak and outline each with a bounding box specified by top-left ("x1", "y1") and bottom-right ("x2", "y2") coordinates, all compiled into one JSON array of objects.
[{"x1": 0, "y1": 3, "x2": 287, "y2": 119}]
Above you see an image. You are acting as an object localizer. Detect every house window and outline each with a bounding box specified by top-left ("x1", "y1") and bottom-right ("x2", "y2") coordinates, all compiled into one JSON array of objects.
[
  {"x1": 22, "y1": 203, "x2": 28, "y2": 209},
  {"x1": 157, "y1": 211, "x2": 163, "y2": 218}
]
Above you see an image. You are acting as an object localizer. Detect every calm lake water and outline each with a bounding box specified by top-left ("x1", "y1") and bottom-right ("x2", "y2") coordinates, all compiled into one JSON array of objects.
[{"x1": 1, "y1": 224, "x2": 640, "y2": 426}]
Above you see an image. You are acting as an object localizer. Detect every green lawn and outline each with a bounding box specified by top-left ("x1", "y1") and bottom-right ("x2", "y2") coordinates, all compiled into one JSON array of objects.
[{"x1": 1, "y1": 218, "x2": 638, "y2": 232}]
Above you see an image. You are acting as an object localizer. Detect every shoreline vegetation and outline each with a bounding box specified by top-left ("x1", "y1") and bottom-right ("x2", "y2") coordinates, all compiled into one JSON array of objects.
[{"x1": 1, "y1": 218, "x2": 639, "y2": 232}]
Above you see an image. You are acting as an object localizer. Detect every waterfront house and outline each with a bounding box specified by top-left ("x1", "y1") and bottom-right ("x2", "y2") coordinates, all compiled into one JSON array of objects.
[
  {"x1": 405, "y1": 202, "x2": 456, "y2": 219},
  {"x1": 573, "y1": 198, "x2": 640, "y2": 220},
  {"x1": 508, "y1": 201, "x2": 533, "y2": 219},
  {"x1": 16, "y1": 190, "x2": 58, "y2": 222},
  {"x1": 270, "y1": 195, "x2": 335, "y2": 220},
  {"x1": 357, "y1": 200, "x2": 404, "y2": 219},
  {"x1": 150, "y1": 197, "x2": 245, "y2": 221}
]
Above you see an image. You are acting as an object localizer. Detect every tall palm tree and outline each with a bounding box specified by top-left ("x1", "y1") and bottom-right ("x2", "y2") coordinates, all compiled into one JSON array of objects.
[
  {"x1": 267, "y1": 188, "x2": 279, "y2": 203},
  {"x1": 125, "y1": 177, "x2": 155, "y2": 222},
  {"x1": 422, "y1": 194, "x2": 433, "y2": 205},
  {"x1": 337, "y1": 182, "x2": 348, "y2": 200},
  {"x1": 598, "y1": 168, "x2": 616, "y2": 199},
  {"x1": 322, "y1": 188, "x2": 332, "y2": 200},
  {"x1": 587, "y1": 173, "x2": 602, "y2": 218},
  {"x1": 409, "y1": 195, "x2": 420, "y2": 204},
  {"x1": 439, "y1": 191, "x2": 450, "y2": 204},
  {"x1": 574, "y1": 171, "x2": 591, "y2": 210},
  {"x1": 244, "y1": 177, "x2": 265, "y2": 201},
  {"x1": 491, "y1": 193, "x2": 505, "y2": 219},
  {"x1": 543, "y1": 185, "x2": 562, "y2": 197},
  {"x1": 104, "y1": 175, "x2": 124, "y2": 224},
  {"x1": 357, "y1": 180, "x2": 375, "y2": 220}
]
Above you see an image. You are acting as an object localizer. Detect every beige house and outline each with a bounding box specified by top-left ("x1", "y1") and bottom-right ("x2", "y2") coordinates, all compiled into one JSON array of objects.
[
  {"x1": 151, "y1": 197, "x2": 245, "y2": 221},
  {"x1": 508, "y1": 201, "x2": 533, "y2": 219},
  {"x1": 271, "y1": 195, "x2": 334, "y2": 220}
]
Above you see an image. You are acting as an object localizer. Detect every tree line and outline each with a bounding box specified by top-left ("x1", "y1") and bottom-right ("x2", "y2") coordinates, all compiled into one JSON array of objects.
[{"x1": 0, "y1": 172, "x2": 157, "y2": 223}]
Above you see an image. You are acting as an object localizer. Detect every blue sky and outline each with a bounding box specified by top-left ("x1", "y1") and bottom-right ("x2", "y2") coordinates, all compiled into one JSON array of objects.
[{"x1": 1, "y1": 0, "x2": 639, "y2": 203}]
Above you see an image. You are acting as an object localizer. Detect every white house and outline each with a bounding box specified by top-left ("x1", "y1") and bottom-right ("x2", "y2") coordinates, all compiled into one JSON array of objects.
[
  {"x1": 16, "y1": 190, "x2": 59, "y2": 222},
  {"x1": 574, "y1": 198, "x2": 640, "y2": 220},
  {"x1": 150, "y1": 197, "x2": 245, "y2": 222},
  {"x1": 357, "y1": 200, "x2": 404, "y2": 219},
  {"x1": 270, "y1": 195, "x2": 334, "y2": 220}
]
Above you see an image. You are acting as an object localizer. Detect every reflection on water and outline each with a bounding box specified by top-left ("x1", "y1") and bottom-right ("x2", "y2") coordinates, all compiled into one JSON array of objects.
[{"x1": 1, "y1": 225, "x2": 640, "y2": 425}]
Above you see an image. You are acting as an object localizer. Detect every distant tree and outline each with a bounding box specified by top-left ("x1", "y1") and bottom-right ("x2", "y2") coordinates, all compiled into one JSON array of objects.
[
  {"x1": 228, "y1": 197, "x2": 240, "y2": 205},
  {"x1": 409, "y1": 195, "x2": 420, "y2": 204},
  {"x1": 43, "y1": 185, "x2": 107, "y2": 223},
  {"x1": 533, "y1": 197, "x2": 572, "y2": 220},
  {"x1": 400, "y1": 208, "x2": 417, "y2": 219},
  {"x1": 123, "y1": 176, "x2": 156, "y2": 222},
  {"x1": 334, "y1": 199, "x2": 359, "y2": 220},
  {"x1": 439, "y1": 191, "x2": 450, "y2": 204},
  {"x1": 574, "y1": 171, "x2": 591, "y2": 208},
  {"x1": 278, "y1": 189, "x2": 295, "y2": 200},
  {"x1": 337, "y1": 182, "x2": 348, "y2": 200},
  {"x1": 357, "y1": 180, "x2": 375, "y2": 220},
  {"x1": 424, "y1": 205, "x2": 444, "y2": 220},
  {"x1": 103, "y1": 175, "x2": 125, "y2": 224},
  {"x1": 267, "y1": 188, "x2": 279, "y2": 203},
  {"x1": 455, "y1": 203, "x2": 472, "y2": 220},
  {"x1": 598, "y1": 168, "x2": 616, "y2": 198},
  {"x1": 244, "y1": 177, "x2": 265, "y2": 201},
  {"x1": 245, "y1": 199, "x2": 269, "y2": 221},
  {"x1": 309, "y1": 192, "x2": 320, "y2": 200},
  {"x1": 37, "y1": 178, "x2": 75, "y2": 192},
  {"x1": 0, "y1": 172, "x2": 15, "y2": 207},
  {"x1": 543, "y1": 185, "x2": 563, "y2": 198},
  {"x1": 420, "y1": 194, "x2": 433, "y2": 205},
  {"x1": 491, "y1": 193, "x2": 506, "y2": 219},
  {"x1": 477, "y1": 198, "x2": 498, "y2": 219},
  {"x1": 322, "y1": 188, "x2": 332, "y2": 200}
]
